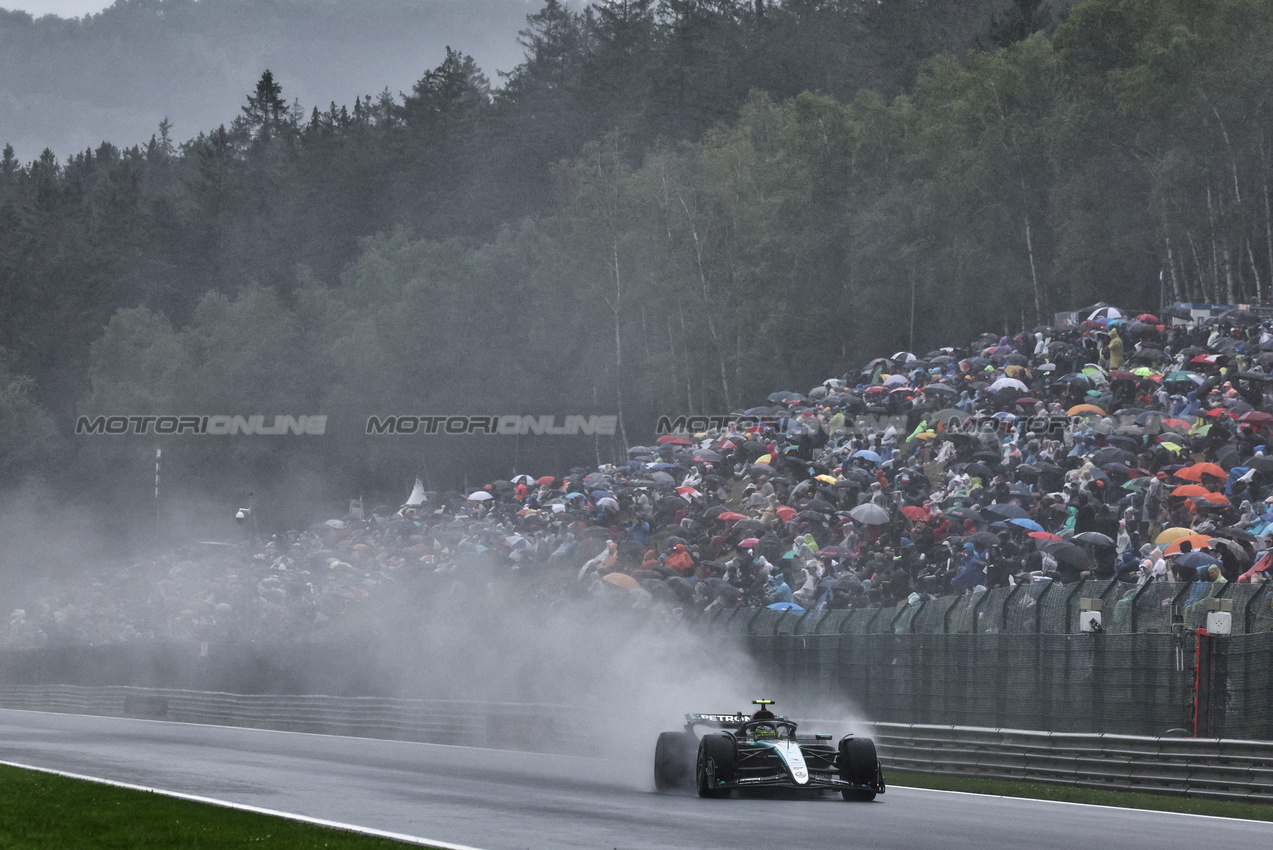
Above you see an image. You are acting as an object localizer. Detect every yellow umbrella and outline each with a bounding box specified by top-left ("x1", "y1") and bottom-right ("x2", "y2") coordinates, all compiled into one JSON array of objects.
[
  {"x1": 815, "y1": 474, "x2": 837, "y2": 484},
  {"x1": 755, "y1": 454, "x2": 772, "y2": 465},
  {"x1": 1155, "y1": 527, "x2": 1194, "y2": 545},
  {"x1": 603, "y1": 572, "x2": 639, "y2": 589}
]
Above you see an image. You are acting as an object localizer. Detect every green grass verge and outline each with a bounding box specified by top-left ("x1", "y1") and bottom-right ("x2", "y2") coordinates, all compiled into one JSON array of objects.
[
  {"x1": 887, "y1": 771, "x2": 1273, "y2": 821},
  {"x1": 0, "y1": 763, "x2": 433, "y2": 849}
]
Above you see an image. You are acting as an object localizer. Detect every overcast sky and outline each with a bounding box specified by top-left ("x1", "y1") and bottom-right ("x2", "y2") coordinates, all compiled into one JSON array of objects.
[{"x1": 6, "y1": 1, "x2": 112, "y2": 16}]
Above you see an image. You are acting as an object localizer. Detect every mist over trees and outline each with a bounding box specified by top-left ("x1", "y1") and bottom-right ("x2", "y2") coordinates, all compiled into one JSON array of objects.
[
  {"x1": 1, "y1": 0, "x2": 1270, "y2": 540},
  {"x1": 0, "y1": 0, "x2": 532, "y2": 160}
]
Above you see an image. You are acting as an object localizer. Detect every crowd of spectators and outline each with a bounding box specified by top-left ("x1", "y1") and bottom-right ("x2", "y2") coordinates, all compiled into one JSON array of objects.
[{"x1": 7, "y1": 304, "x2": 1273, "y2": 648}]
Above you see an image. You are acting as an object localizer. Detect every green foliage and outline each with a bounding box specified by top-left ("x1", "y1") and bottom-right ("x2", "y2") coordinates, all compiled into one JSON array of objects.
[
  {"x1": 0, "y1": 360, "x2": 60, "y2": 484},
  {"x1": 1, "y1": 0, "x2": 1270, "y2": 513}
]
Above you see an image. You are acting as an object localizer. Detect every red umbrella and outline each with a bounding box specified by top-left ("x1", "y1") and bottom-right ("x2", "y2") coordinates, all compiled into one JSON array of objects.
[
  {"x1": 900, "y1": 506, "x2": 929, "y2": 522},
  {"x1": 1135, "y1": 313, "x2": 1160, "y2": 323},
  {"x1": 536, "y1": 475, "x2": 556, "y2": 486},
  {"x1": 1028, "y1": 531, "x2": 1063, "y2": 541},
  {"x1": 775, "y1": 505, "x2": 797, "y2": 523},
  {"x1": 716, "y1": 511, "x2": 749, "y2": 522},
  {"x1": 657, "y1": 435, "x2": 692, "y2": 445},
  {"x1": 1240, "y1": 411, "x2": 1273, "y2": 426},
  {"x1": 739, "y1": 537, "x2": 760, "y2": 548}
]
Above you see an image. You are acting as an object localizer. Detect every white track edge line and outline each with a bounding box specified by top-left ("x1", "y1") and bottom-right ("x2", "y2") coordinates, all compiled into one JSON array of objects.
[{"x1": 0, "y1": 759, "x2": 488, "y2": 850}]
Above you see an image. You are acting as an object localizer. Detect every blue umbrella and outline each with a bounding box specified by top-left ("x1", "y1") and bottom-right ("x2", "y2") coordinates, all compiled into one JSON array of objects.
[
  {"x1": 852, "y1": 449, "x2": 882, "y2": 463},
  {"x1": 1008, "y1": 517, "x2": 1044, "y2": 532},
  {"x1": 767, "y1": 602, "x2": 804, "y2": 611}
]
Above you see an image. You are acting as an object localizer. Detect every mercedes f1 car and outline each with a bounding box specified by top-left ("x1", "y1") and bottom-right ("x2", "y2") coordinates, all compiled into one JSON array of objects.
[{"x1": 654, "y1": 700, "x2": 885, "y2": 800}]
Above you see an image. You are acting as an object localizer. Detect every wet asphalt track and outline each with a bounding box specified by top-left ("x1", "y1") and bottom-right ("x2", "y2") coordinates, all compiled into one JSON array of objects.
[{"x1": 0, "y1": 709, "x2": 1268, "y2": 849}]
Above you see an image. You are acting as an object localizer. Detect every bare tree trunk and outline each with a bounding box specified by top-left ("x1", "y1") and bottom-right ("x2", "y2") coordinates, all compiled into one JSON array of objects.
[
  {"x1": 679, "y1": 195, "x2": 733, "y2": 410},
  {"x1": 1265, "y1": 165, "x2": 1273, "y2": 304},
  {"x1": 1187, "y1": 232, "x2": 1206, "y2": 302},
  {"x1": 1023, "y1": 213, "x2": 1043, "y2": 324},
  {"x1": 1223, "y1": 242, "x2": 1236, "y2": 304},
  {"x1": 1165, "y1": 229, "x2": 1183, "y2": 303},
  {"x1": 1247, "y1": 240, "x2": 1263, "y2": 305},
  {"x1": 1206, "y1": 185, "x2": 1224, "y2": 303},
  {"x1": 608, "y1": 239, "x2": 629, "y2": 451}
]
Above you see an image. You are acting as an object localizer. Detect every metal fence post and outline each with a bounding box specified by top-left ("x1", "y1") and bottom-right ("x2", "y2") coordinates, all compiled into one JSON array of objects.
[
  {"x1": 1000, "y1": 584, "x2": 1022, "y2": 633},
  {"x1": 910, "y1": 600, "x2": 928, "y2": 634},
  {"x1": 1034, "y1": 580, "x2": 1055, "y2": 634},
  {"x1": 943, "y1": 595, "x2": 964, "y2": 634},
  {"x1": 970, "y1": 590, "x2": 992, "y2": 633},
  {"x1": 1126, "y1": 580, "x2": 1153, "y2": 634},
  {"x1": 1245, "y1": 582, "x2": 1272, "y2": 634},
  {"x1": 1061, "y1": 582, "x2": 1084, "y2": 633}
]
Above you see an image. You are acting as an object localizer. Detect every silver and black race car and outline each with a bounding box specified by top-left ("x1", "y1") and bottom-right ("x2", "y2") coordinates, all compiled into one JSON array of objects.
[{"x1": 654, "y1": 700, "x2": 885, "y2": 801}]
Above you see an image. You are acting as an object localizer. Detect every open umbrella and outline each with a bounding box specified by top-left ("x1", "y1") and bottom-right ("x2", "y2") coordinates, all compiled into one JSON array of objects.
[
  {"x1": 1029, "y1": 530, "x2": 1063, "y2": 541},
  {"x1": 849, "y1": 503, "x2": 890, "y2": 525},
  {"x1": 1041, "y1": 540, "x2": 1096, "y2": 570},
  {"x1": 603, "y1": 572, "x2": 639, "y2": 588},
  {"x1": 984, "y1": 503, "x2": 1030, "y2": 520},
  {"x1": 1173, "y1": 551, "x2": 1219, "y2": 569},
  {"x1": 1176, "y1": 462, "x2": 1228, "y2": 481}
]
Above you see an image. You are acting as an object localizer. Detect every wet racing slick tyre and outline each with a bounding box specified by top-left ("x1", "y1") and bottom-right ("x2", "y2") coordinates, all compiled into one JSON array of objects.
[
  {"x1": 696, "y1": 734, "x2": 735, "y2": 798},
  {"x1": 654, "y1": 732, "x2": 694, "y2": 792},
  {"x1": 839, "y1": 737, "x2": 880, "y2": 801}
]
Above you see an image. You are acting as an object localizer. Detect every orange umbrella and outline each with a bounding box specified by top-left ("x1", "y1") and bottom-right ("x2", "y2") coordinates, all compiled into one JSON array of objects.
[
  {"x1": 1067, "y1": 403, "x2": 1106, "y2": 416},
  {"x1": 1192, "y1": 492, "x2": 1231, "y2": 505},
  {"x1": 775, "y1": 505, "x2": 797, "y2": 523},
  {"x1": 1178, "y1": 462, "x2": 1227, "y2": 481},
  {"x1": 603, "y1": 572, "x2": 639, "y2": 588},
  {"x1": 1171, "y1": 484, "x2": 1212, "y2": 498},
  {"x1": 1164, "y1": 534, "x2": 1214, "y2": 555}
]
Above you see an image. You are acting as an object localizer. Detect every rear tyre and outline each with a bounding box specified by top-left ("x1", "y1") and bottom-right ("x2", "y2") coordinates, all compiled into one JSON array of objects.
[
  {"x1": 696, "y1": 734, "x2": 735, "y2": 798},
  {"x1": 839, "y1": 737, "x2": 880, "y2": 802},
  {"x1": 654, "y1": 732, "x2": 694, "y2": 792}
]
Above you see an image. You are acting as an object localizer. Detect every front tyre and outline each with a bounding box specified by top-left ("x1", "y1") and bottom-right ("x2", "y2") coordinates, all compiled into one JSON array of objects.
[
  {"x1": 654, "y1": 732, "x2": 694, "y2": 792},
  {"x1": 839, "y1": 737, "x2": 880, "y2": 802},
  {"x1": 696, "y1": 734, "x2": 735, "y2": 798}
]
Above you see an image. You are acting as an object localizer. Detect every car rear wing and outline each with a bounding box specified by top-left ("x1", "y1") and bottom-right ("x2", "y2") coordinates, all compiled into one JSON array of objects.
[{"x1": 685, "y1": 712, "x2": 749, "y2": 730}]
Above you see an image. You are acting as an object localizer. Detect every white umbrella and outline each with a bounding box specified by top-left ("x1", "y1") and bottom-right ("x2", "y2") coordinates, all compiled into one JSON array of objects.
[
  {"x1": 988, "y1": 377, "x2": 1029, "y2": 393},
  {"x1": 467, "y1": 491, "x2": 493, "y2": 501},
  {"x1": 405, "y1": 477, "x2": 427, "y2": 506},
  {"x1": 849, "y1": 503, "x2": 890, "y2": 525}
]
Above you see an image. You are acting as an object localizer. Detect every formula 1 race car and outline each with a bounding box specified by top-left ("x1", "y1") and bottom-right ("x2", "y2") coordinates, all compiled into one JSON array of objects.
[{"x1": 654, "y1": 700, "x2": 885, "y2": 800}]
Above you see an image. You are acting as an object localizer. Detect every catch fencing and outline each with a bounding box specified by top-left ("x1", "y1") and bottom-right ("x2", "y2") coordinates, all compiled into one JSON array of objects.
[
  {"x1": 873, "y1": 722, "x2": 1273, "y2": 803},
  {"x1": 697, "y1": 581, "x2": 1273, "y2": 740}
]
